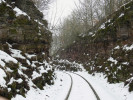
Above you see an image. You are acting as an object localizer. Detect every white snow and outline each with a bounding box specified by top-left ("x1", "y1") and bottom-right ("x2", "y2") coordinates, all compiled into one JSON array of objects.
[
  {"x1": 18, "y1": 63, "x2": 28, "y2": 71},
  {"x1": 0, "y1": 50, "x2": 18, "y2": 67},
  {"x1": 7, "y1": 4, "x2": 12, "y2": 7},
  {"x1": 6, "y1": 67, "x2": 13, "y2": 72},
  {"x1": 12, "y1": 71, "x2": 71, "y2": 100},
  {"x1": 39, "y1": 66, "x2": 47, "y2": 73},
  {"x1": 77, "y1": 71, "x2": 133, "y2": 100},
  {"x1": 107, "y1": 19, "x2": 111, "y2": 23},
  {"x1": 127, "y1": 77, "x2": 133, "y2": 82},
  {"x1": 0, "y1": 44, "x2": 132, "y2": 100},
  {"x1": 25, "y1": 53, "x2": 36, "y2": 59},
  {"x1": 8, "y1": 78, "x2": 23, "y2": 85},
  {"x1": 123, "y1": 44, "x2": 133, "y2": 51},
  {"x1": 119, "y1": 13, "x2": 124, "y2": 18},
  {"x1": 31, "y1": 61, "x2": 37, "y2": 67},
  {"x1": 100, "y1": 23, "x2": 105, "y2": 29},
  {"x1": 54, "y1": 59, "x2": 84, "y2": 71},
  {"x1": 13, "y1": 7, "x2": 28, "y2": 17},
  {"x1": 10, "y1": 49, "x2": 26, "y2": 59},
  {"x1": 34, "y1": 20, "x2": 44, "y2": 26},
  {"x1": 0, "y1": 0, "x2": 5, "y2": 3},
  {"x1": 26, "y1": 60, "x2": 31, "y2": 65},
  {"x1": 126, "y1": 7, "x2": 130, "y2": 10},
  {"x1": 18, "y1": 69, "x2": 25, "y2": 76},
  {"x1": 92, "y1": 34, "x2": 96, "y2": 37},
  {"x1": 108, "y1": 57, "x2": 118, "y2": 64},
  {"x1": 68, "y1": 73, "x2": 97, "y2": 100},
  {"x1": 44, "y1": 60, "x2": 53, "y2": 70},
  {"x1": 0, "y1": 69, "x2": 7, "y2": 87},
  {"x1": 122, "y1": 62, "x2": 129, "y2": 65},
  {"x1": 114, "y1": 45, "x2": 120, "y2": 49},
  {"x1": 8, "y1": 70, "x2": 133, "y2": 100},
  {"x1": 8, "y1": 88, "x2": 11, "y2": 92},
  {"x1": 88, "y1": 32, "x2": 93, "y2": 36},
  {"x1": 32, "y1": 71, "x2": 42, "y2": 79}
]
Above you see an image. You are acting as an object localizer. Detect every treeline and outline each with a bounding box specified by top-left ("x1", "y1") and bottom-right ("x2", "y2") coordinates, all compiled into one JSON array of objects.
[{"x1": 52, "y1": 0, "x2": 132, "y2": 55}]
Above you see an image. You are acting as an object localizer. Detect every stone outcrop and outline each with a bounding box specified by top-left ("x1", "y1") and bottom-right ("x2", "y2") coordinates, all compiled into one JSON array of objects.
[
  {"x1": 0, "y1": 0, "x2": 52, "y2": 60},
  {"x1": 6, "y1": 0, "x2": 45, "y2": 22},
  {"x1": 0, "y1": 0, "x2": 54, "y2": 99}
]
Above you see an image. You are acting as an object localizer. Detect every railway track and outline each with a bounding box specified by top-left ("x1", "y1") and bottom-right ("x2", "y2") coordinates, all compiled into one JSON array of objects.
[
  {"x1": 65, "y1": 72, "x2": 100, "y2": 100},
  {"x1": 64, "y1": 73, "x2": 73, "y2": 100}
]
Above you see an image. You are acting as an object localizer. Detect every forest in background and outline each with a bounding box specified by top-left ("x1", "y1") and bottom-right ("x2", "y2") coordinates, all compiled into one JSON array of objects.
[{"x1": 51, "y1": 0, "x2": 132, "y2": 55}]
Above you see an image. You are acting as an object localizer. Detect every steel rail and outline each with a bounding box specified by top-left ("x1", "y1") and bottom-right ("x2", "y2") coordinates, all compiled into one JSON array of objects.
[
  {"x1": 73, "y1": 73, "x2": 100, "y2": 100},
  {"x1": 64, "y1": 72, "x2": 73, "y2": 100}
]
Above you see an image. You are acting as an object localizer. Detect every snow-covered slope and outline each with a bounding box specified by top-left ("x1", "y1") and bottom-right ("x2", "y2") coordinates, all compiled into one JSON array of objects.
[{"x1": 0, "y1": 43, "x2": 54, "y2": 99}]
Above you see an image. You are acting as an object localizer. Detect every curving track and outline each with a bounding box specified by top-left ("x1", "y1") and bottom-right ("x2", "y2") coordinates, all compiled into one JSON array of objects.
[
  {"x1": 64, "y1": 73, "x2": 73, "y2": 100},
  {"x1": 65, "y1": 72, "x2": 100, "y2": 100}
]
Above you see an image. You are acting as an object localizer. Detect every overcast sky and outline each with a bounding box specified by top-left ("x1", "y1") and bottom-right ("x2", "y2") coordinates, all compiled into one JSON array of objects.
[{"x1": 45, "y1": 0, "x2": 80, "y2": 28}]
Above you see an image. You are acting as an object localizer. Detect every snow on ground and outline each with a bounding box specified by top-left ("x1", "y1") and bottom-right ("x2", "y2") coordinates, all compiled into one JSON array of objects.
[
  {"x1": 12, "y1": 71, "x2": 71, "y2": 100},
  {"x1": 12, "y1": 70, "x2": 133, "y2": 100},
  {"x1": 68, "y1": 73, "x2": 97, "y2": 100},
  {"x1": 77, "y1": 71, "x2": 133, "y2": 100},
  {"x1": 0, "y1": 50, "x2": 18, "y2": 67}
]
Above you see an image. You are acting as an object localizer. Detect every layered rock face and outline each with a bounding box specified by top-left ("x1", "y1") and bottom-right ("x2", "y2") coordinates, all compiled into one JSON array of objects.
[
  {"x1": 0, "y1": 0, "x2": 54, "y2": 99},
  {"x1": 6, "y1": 0, "x2": 44, "y2": 21},
  {"x1": 0, "y1": 0, "x2": 52, "y2": 60},
  {"x1": 57, "y1": 1, "x2": 133, "y2": 92}
]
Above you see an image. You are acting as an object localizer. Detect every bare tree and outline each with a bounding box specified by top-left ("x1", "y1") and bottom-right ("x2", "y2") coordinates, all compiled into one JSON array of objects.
[
  {"x1": 32, "y1": 0, "x2": 53, "y2": 10},
  {"x1": 51, "y1": 0, "x2": 133, "y2": 54}
]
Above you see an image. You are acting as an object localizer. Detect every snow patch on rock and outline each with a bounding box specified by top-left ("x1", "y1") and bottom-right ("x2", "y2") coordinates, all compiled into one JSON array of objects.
[
  {"x1": 108, "y1": 57, "x2": 118, "y2": 64},
  {"x1": 0, "y1": 69, "x2": 7, "y2": 87},
  {"x1": 0, "y1": 50, "x2": 18, "y2": 67}
]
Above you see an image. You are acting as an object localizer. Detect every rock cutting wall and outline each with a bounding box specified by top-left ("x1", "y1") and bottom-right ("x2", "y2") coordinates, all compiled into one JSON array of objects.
[{"x1": 0, "y1": 0, "x2": 54, "y2": 99}]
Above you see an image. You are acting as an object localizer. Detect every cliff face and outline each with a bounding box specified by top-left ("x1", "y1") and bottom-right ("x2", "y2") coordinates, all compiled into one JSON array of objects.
[
  {"x1": 0, "y1": 0, "x2": 54, "y2": 99},
  {"x1": 58, "y1": 1, "x2": 133, "y2": 92},
  {"x1": 0, "y1": 0, "x2": 52, "y2": 60},
  {"x1": 6, "y1": 0, "x2": 44, "y2": 21}
]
